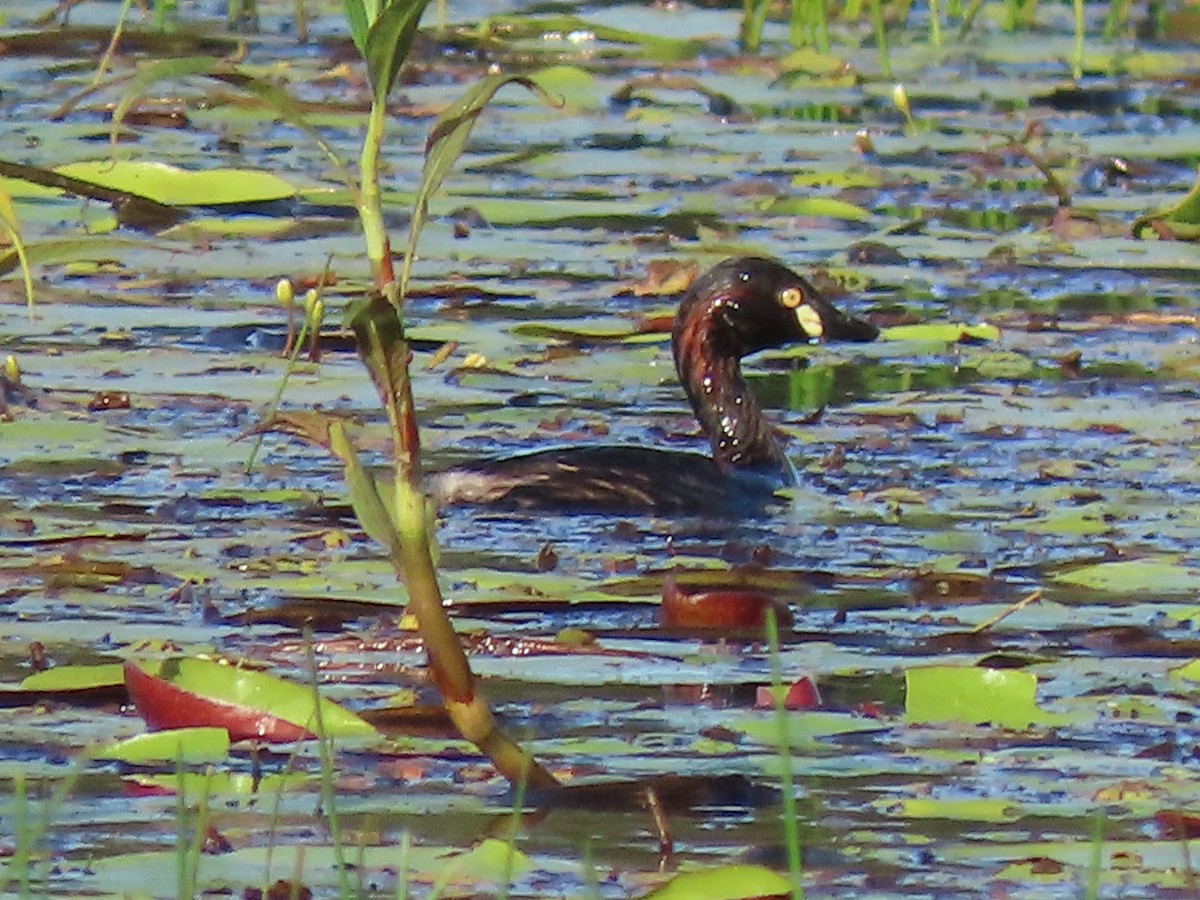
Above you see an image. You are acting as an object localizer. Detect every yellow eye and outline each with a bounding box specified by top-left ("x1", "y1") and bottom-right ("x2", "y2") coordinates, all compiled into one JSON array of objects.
[
  {"x1": 780, "y1": 286, "x2": 804, "y2": 309},
  {"x1": 795, "y1": 303, "x2": 824, "y2": 338}
]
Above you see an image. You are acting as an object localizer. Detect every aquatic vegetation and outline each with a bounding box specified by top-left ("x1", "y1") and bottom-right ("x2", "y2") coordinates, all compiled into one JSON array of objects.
[{"x1": 3, "y1": 0, "x2": 1200, "y2": 897}]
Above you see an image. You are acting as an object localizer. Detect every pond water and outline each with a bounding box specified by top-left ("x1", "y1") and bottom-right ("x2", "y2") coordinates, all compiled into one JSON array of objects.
[{"x1": 3, "y1": 0, "x2": 1200, "y2": 896}]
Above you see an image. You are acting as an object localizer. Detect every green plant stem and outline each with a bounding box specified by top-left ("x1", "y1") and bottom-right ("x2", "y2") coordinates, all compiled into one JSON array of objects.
[
  {"x1": 1085, "y1": 811, "x2": 1103, "y2": 899},
  {"x1": 13, "y1": 772, "x2": 30, "y2": 898},
  {"x1": 391, "y1": 481, "x2": 559, "y2": 791},
  {"x1": 929, "y1": 0, "x2": 943, "y2": 46},
  {"x1": 767, "y1": 611, "x2": 804, "y2": 900},
  {"x1": 306, "y1": 636, "x2": 354, "y2": 900},
  {"x1": 359, "y1": 99, "x2": 395, "y2": 289},
  {"x1": 814, "y1": 0, "x2": 830, "y2": 51},
  {"x1": 742, "y1": 0, "x2": 769, "y2": 52},
  {"x1": 870, "y1": 0, "x2": 891, "y2": 77},
  {"x1": 1072, "y1": 0, "x2": 1085, "y2": 81}
]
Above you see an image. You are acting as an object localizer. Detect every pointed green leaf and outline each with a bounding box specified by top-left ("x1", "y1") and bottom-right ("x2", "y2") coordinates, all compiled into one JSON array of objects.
[
  {"x1": 347, "y1": 294, "x2": 411, "y2": 452},
  {"x1": 109, "y1": 56, "x2": 233, "y2": 146},
  {"x1": 364, "y1": 0, "x2": 433, "y2": 104},
  {"x1": 400, "y1": 73, "x2": 559, "y2": 298},
  {"x1": 1133, "y1": 165, "x2": 1200, "y2": 240},
  {"x1": 0, "y1": 187, "x2": 35, "y2": 310},
  {"x1": 109, "y1": 58, "x2": 355, "y2": 195},
  {"x1": 329, "y1": 420, "x2": 403, "y2": 558},
  {"x1": 344, "y1": 0, "x2": 371, "y2": 55}
]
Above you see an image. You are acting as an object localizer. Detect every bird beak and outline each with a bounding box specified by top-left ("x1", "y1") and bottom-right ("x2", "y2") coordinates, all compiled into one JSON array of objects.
[{"x1": 815, "y1": 300, "x2": 879, "y2": 343}]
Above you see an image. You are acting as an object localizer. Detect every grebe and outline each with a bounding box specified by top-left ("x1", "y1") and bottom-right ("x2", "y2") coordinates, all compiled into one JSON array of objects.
[{"x1": 431, "y1": 257, "x2": 877, "y2": 515}]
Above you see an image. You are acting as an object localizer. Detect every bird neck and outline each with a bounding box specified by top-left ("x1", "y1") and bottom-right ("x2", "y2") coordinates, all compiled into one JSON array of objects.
[{"x1": 673, "y1": 313, "x2": 791, "y2": 475}]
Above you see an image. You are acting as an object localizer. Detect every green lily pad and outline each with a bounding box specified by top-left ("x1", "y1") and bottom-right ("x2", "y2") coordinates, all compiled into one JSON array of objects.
[
  {"x1": 1051, "y1": 557, "x2": 1200, "y2": 593},
  {"x1": 906, "y1": 665, "x2": 1067, "y2": 729},
  {"x1": 95, "y1": 727, "x2": 230, "y2": 764},
  {"x1": 760, "y1": 196, "x2": 873, "y2": 222},
  {"x1": 880, "y1": 323, "x2": 1001, "y2": 343},
  {"x1": 874, "y1": 796, "x2": 1025, "y2": 822},
  {"x1": 20, "y1": 663, "x2": 124, "y2": 691},
  {"x1": 55, "y1": 161, "x2": 298, "y2": 207},
  {"x1": 125, "y1": 657, "x2": 379, "y2": 742},
  {"x1": 644, "y1": 864, "x2": 792, "y2": 900}
]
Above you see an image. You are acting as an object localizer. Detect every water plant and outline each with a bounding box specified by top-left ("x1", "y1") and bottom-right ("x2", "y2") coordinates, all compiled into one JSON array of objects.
[{"x1": 102, "y1": 0, "x2": 563, "y2": 791}]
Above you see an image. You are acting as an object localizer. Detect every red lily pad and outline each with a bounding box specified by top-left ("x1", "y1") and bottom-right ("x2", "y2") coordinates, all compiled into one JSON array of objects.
[
  {"x1": 659, "y1": 575, "x2": 793, "y2": 632},
  {"x1": 124, "y1": 657, "x2": 378, "y2": 743},
  {"x1": 755, "y1": 676, "x2": 821, "y2": 711}
]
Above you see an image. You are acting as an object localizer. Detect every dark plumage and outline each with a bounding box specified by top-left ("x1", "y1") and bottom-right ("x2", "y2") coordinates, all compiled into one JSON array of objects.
[{"x1": 431, "y1": 257, "x2": 878, "y2": 515}]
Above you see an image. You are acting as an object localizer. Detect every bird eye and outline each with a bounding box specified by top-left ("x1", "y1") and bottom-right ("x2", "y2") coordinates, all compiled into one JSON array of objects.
[{"x1": 780, "y1": 287, "x2": 804, "y2": 309}]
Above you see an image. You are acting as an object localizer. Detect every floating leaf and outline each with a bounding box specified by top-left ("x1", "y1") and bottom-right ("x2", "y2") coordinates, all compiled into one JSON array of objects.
[
  {"x1": 643, "y1": 864, "x2": 791, "y2": 900},
  {"x1": 1051, "y1": 557, "x2": 1200, "y2": 594},
  {"x1": 529, "y1": 65, "x2": 601, "y2": 109},
  {"x1": 95, "y1": 727, "x2": 230, "y2": 764},
  {"x1": 55, "y1": 161, "x2": 296, "y2": 207},
  {"x1": 478, "y1": 14, "x2": 703, "y2": 61},
  {"x1": 124, "y1": 658, "x2": 378, "y2": 743},
  {"x1": 971, "y1": 350, "x2": 1036, "y2": 379},
  {"x1": 442, "y1": 837, "x2": 533, "y2": 881},
  {"x1": 778, "y1": 47, "x2": 851, "y2": 77},
  {"x1": 20, "y1": 664, "x2": 124, "y2": 691},
  {"x1": 508, "y1": 321, "x2": 642, "y2": 342},
  {"x1": 906, "y1": 665, "x2": 1063, "y2": 729},
  {"x1": 875, "y1": 796, "x2": 1024, "y2": 822},
  {"x1": 760, "y1": 195, "x2": 872, "y2": 222},
  {"x1": 659, "y1": 574, "x2": 791, "y2": 633},
  {"x1": 880, "y1": 323, "x2": 1001, "y2": 343}
]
